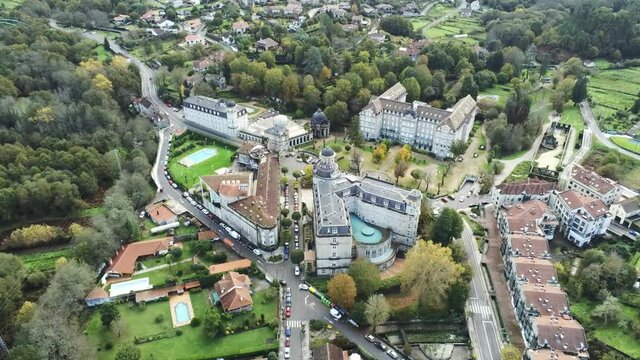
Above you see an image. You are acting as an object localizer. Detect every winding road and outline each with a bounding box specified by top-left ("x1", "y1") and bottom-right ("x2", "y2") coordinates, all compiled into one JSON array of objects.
[{"x1": 579, "y1": 101, "x2": 640, "y2": 161}]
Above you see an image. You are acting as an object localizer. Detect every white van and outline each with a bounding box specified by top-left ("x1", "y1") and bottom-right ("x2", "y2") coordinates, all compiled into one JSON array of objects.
[{"x1": 329, "y1": 308, "x2": 342, "y2": 321}]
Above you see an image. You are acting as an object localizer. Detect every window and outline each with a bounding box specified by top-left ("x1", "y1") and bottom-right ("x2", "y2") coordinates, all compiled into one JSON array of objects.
[
  {"x1": 332, "y1": 263, "x2": 336, "y2": 268},
  {"x1": 332, "y1": 252, "x2": 336, "y2": 258}
]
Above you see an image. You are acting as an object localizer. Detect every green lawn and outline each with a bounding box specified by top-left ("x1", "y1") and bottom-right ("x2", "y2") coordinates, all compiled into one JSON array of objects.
[
  {"x1": 504, "y1": 161, "x2": 533, "y2": 183},
  {"x1": 18, "y1": 247, "x2": 73, "y2": 271},
  {"x1": 630, "y1": 252, "x2": 640, "y2": 270},
  {"x1": 479, "y1": 85, "x2": 513, "y2": 107},
  {"x1": 560, "y1": 106, "x2": 585, "y2": 132},
  {"x1": 225, "y1": 289, "x2": 278, "y2": 328},
  {"x1": 94, "y1": 45, "x2": 112, "y2": 62},
  {"x1": 588, "y1": 61, "x2": 640, "y2": 131},
  {"x1": 168, "y1": 142, "x2": 235, "y2": 189},
  {"x1": 610, "y1": 136, "x2": 640, "y2": 154},
  {"x1": 86, "y1": 290, "x2": 278, "y2": 360},
  {"x1": 571, "y1": 300, "x2": 640, "y2": 359},
  {"x1": 131, "y1": 260, "x2": 198, "y2": 286},
  {"x1": 139, "y1": 239, "x2": 199, "y2": 268},
  {"x1": 0, "y1": 0, "x2": 24, "y2": 9}
]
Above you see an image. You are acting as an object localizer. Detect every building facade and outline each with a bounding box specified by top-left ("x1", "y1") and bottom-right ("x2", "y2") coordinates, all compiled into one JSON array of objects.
[
  {"x1": 310, "y1": 109, "x2": 330, "y2": 139},
  {"x1": 201, "y1": 157, "x2": 280, "y2": 249},
  {"x1": 491, "y1": 179, "x2": 558, "y2": 208},
  {"x1": 549, "y1": 190, "x2": 612, "y2": 248},
  {"x1": 238, "y1": 114, "x2": 313, "y2": 152},
  {"x1": 313, "y1": 148, "x2": 421, "y2": 275},
  {"x1": 183, "y1": 96, "x2": 249, "y2": 138},
  {"x1": 566, "y1": 165, "x2": 621, "y2": 206},
  {"x1": 359, "y1": 82, "x2": 477, "y2": 158},
  {"x1": 497, "y1": 200, "x2": 559, "y2": 240}
]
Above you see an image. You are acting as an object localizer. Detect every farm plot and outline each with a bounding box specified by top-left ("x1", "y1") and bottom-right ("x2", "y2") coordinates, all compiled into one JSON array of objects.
[{"x1": 589, "y1": 63, "x2": 640, "y2": 130}]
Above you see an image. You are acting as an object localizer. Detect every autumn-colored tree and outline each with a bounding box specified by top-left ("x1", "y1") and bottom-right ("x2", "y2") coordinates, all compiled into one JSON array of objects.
[
  {"x1": 111, "y1": 56, "x2": 129, "y2": 70},
  {"x1": 327, "y1": 273, "x2": 357, "y2": 309},
  {"x1": 79, "y1": 59, "x2": 103, "y2": 73},
  {"x1": 394, "y1": 161, "x2": 409, "y2": 183},
  {"x1": 364, "y1": 294, "x2": 390, "y2": 333},
  {"x1": 401, "y1": 240, "x2": 464, "y2": 307},
  {"x1": 319, "y1": 66, "x2": 332, "y2": 81},
  {"x1": 501, "y1": 344, "x2": 521, "y2": 360},
  {"x1": 15, "y1": 301, "x2": 36, "y2": 325},
  {"x1": 395, "y1": 144, "x2": 412, "y2": 163},
  {"x1": 92, "y1": 73, "x2": 113, "y2": 93}
]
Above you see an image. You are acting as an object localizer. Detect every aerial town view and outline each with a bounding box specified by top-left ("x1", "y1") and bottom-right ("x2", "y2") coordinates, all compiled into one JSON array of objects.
[{"x1": 1, "y1": 0, "x2": 640, "y2": 359}]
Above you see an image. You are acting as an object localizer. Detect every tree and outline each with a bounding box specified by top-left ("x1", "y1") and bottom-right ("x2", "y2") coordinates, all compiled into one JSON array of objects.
[
  {"x1": 394, "y1": 161, "x2": 409, "y2": 184},
  {"x1": 430, "y1": 208, "x2": 463, "y2": 246},
  {"x1": 324, "y1": 101, "x2": 349, "y2": 127},
  {"x1": 501, "y1": 344, "x2": 521, "y2": 360},
  {"x1": 259, "y1": 51, "x2": 276, "y2": 68},
  {"x1": 451, "y1": 140, "x2": 468, "y2": 157},
  {"x1": 327, "y1": 273, "x2": 357, "y2": 309},
  {"x1": 281, "y1": 218, "x2": 293, "y2": 228},
  {"x1": 401, "y1": 240, "x2": 463, "y2": 307},
  {"x1": 350, "y1": 149, "x2": 363, "y2": 174},
  {"x1": 379, "y1": 16, "x2": 413, "y2": 37},
  {"x1": 292, "y1": 211, "x2": 301, "y2": 221},
  {"x1": 15, "y1": 301, "x2": 36, "y2": 326},
  {"x1": 115, "y1": 343, "x2": 141, "y2": 360},
  {"x1": 505, "y1": 89, "x2": 531, "y2": 124},
  {"x1": 410, "y1": 168, "x2": 425, "y2": 188},
  {"x1": 281, "y1": 167, "x2": 289, "y2": 175},
  {"x1": 100, "y1": 302, "x2": 120, "y2": 328},
  {"x1": 395, "y1": 144, "x2": 412, "y2": 163},
  {"x1": 280, "y1": 229, "x2": 293, "y2": 244},
  {"x1": 572, "y1": 76, "x2": 589, "y2": 104},
  {"x1": 92, "y1": 73, "x2": 113, "y2": 93},
  {"x1": 551, "y1": 91, "x2": 565, "y2": 114},
  {"x1": 291, "y1": 249, "x2": 305, "y2": 265},
  {"x1": 281, "y1": 208, "x2": 290, "y2": 217},
  {"x1": 348, "y1": 116, "x2": 365, "y2": 148},
  {"x1": 458, "y1": 75, "x2": 478, "y2": 99},
  {"x1": 348, "y1": 259, "x2": 380, "y2": 299},
  {"x1": 591, "y1": 296, "x2": 622, "y2": 325},
  {"x1": 402, "y1": 77, "x2": 421, "y2": 102},
  {"x1": 203, "y1": 309, "x2": 222, "y2": 339},
  {"x1": 474, "y1": 70, "x2": 497, "y2": 90},
  {"x1": 364, "y1": 294, "x2": 390, "y2": 333},
  {"x1": 264, "y1": 68, "x2": 284, "y2": 98},
  {"x1": 282, "y1": 74, "x2": 299, "y2": 103}
]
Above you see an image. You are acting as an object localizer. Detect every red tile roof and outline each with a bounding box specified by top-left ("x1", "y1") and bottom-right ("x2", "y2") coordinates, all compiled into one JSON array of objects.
[
  {"x1": 504, "y1": 200, "x2": 556, "y2": 234},
  {"x1": 135, "y1": 280, "x2": 200, "y2": 303},
  {"x1": 496, "y1": 179, "x2": 558, "y2": 196},
  {"x1": 557, "y1": 190, "x2": 608, "y2": 218},
  {"x1": 229, "y1": 156, "x2": 279, "y2": 228},
  {"x1": 512, "y1": 257, "x2": 558, "y2": 285},
  {"x1": 570, "y1": 165, "x2": 616, "y2": 195},
  {"x1": 526, "y1": 349, "x2": 581, "y2": 360},
  {"x1": 209, "y1": 259, "x2": 252, "y2": 274},
  {"x1": 85, "y1": 287, "x2": 109, "y2": 301},
  {"x1": 509, "y1": 233, "x2": 550, "y2": 258},
  {"x1": 197, "y1": 230, "x2": 217, "y2": 240},
  {"x1": 214, "y1": 271, "x2": 252, "y2": 312},
  {"x1": 521, "y1": 283, "x2": 569, "y2": 316},
  {"x1": 108, "y1": 238, "x2": 172, "y2": 276},
  {"x1": 145, "y1": 203, "x2": 176, "y2": 223},
  {"x1": 534, "y1": 315, "x2": 587, "y2": 354}
]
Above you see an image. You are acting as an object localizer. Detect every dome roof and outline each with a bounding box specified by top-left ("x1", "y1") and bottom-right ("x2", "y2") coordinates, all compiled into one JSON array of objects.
[
  {"x1": 311, "y1": 108, "x2": 329, "y2": 126},
  {"x1": 273, "y1": 115, "x2": 288, "y2": 128},
  {"x1": 321, "y1": 147, "x2": 335, "y2": 157}
]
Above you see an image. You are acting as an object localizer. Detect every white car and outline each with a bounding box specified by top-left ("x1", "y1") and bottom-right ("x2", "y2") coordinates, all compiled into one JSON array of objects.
[
  {"x1": 459, "y1": 196, "x2": 464, "y2": 202},
  {"x1": 190, "y1": 200, "x2": 197, "y2": 206},
  {"x1": 298, "y1": 283, "x2": 309, "y2": 291},
  {"x1": 364, "y1": 334, "x2": 375, "y2": 342},
  {"x1": 171, "y1": 183, "x2": 178, "y2": 189},
  {"x1": 253, "y1": 249, "x2": 262, "y2": 256},
  {"x1": 284, "y1": 347, "x2": 290, "y2": 359},
  {"x1": 386, "y1": 349, "x2": 398, "y2": 359},
  {"x1": 294, "y1": 265, "x2": 300, "y2": 276},
  {"x1": 139, "y1": 211, "x2": 146, "y2": 219}
]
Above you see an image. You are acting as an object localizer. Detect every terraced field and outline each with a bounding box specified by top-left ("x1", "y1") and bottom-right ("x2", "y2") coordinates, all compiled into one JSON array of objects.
[
  {"x1": 424, "y1": 16, "x2": 485, "y2": 45},
  {"x1": 589, "y1": 62, "x2": 640, "y2": 131}
]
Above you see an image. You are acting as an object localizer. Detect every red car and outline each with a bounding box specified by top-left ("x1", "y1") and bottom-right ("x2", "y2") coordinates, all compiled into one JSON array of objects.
[
  {"x1": 285, "y1": 337, "x2": 291, "y2": 347},
  {"x1": 285, "y1": 306, "x2": 291, "y2": 318}
]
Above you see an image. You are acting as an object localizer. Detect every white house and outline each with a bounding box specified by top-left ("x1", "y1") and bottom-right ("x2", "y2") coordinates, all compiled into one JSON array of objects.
[
  {"x1": 609, "y1": 197, "x2": 640, "y2": 228},
  {"x1": 185, "y1": 34, "x2": 205, "y2": 46},
  {"x1": 566, "y1": 165, "x2": 621, "y2": 206},
  {"x1": 183, "y1": 96, "x2": 249, "y2": 138},
  {"x1": 549, "y1": 190, "x2": 612, "y2": 247}
]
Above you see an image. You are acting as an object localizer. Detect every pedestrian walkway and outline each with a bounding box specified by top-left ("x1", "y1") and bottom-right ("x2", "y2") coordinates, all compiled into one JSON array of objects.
[
  {"x1": 483, "y1": 205, "x2": 525, "y2": 349},
  {"x1": 469, "y1": 299, "x2": 493, "y2": 320}
]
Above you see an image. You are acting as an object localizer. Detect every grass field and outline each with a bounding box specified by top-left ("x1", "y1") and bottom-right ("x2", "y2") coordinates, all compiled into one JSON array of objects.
[
  {"x1": 479, "y1": 85, "x2": 513, "y2": 107},
  {"x1": 610, "y1": 136, "x2": 640, "y2": 154},
  {"x1": 589, "y1": 61, "x2": 640, "y2": 131},
  {"x1": 560, "y1": 106, "x2": 585, "y2": 132},
  {"x1": 86, "y1": 290, "x2": 278, "y2": 360},
  {"x1": 18, "y1": 248, "x2": 73, "y2": 271},
  {"x1": 424, "y1": 16, "x2": 485, "y2": 45},
  {"x1": 571, "y1": 300, "x2": 640, "y2": 359},
  {"x1": 504, "y1": 161, "x2": 533, "y2": 183},
  {"x1": 582, "y1": 141, "x2": 640, "y2": 189},
  {"x1": 168, "y1": 143, "x2": 235, "y2": 189},
  {"x1": 0, "y1": 0, "x2": 24, "y2": 9},
  {"x1": 131, "y1": 260, "x2": 198, "y2": 286},
  {"x1": 94, "y1": 45, "x2": 112, "y2": 62}
]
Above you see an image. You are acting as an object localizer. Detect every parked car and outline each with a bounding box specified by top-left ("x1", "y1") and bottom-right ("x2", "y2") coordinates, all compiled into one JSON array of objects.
[
  {"x1": 629, "y1": 230, "x2": 639, "y2": 237},
  {"x1": 285, "y1": 306, "x2": 291, "y2": 318},
  {"x1": 284, "y1": 347, "x2": 290, "y2": 359},
  {"x1": 459, "y1": 197, "x2": 464, "y2": 202},
  {"x1": 171, "y1": 183, "x2": 178, "y2": 189},
  {"x1": 473, "y1": 153, "x2": 479, "y2": 158},
  {"x1": 294, "y1": 265, "x2": 300, "y2": 276},
  {"x1": 441, "y1": 197, "x2": 448, "y2": 203},
  {"x1": 386, "y1": 349, "x2": 398, "y2": 359},
  {"x1": 299, "y1": 283, "x2": 309, "y2": 291},
  {"x1": 365, "y1": 334, "x2": 375, "y2": 342},
  {"x1": 284, "y1": 337, "x2": 290, "y2": 347},
  {"x1": 285, "y1": 326, "x2": 291, "y2": 337},
  {"x1": 253, "y1": 249, "x2": 262, "y2": 257},
  {"x1": 375, "y1": 341, "x2": 387, "y2": 351},
  {"x1": 139, "y1": 211, "x2": 146, "y2": 219}
]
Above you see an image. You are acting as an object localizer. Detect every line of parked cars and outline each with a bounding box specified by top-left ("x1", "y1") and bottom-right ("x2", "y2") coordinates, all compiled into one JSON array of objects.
[{"x1": 364, "y1": 334, "x2": 400, "y2": 359}]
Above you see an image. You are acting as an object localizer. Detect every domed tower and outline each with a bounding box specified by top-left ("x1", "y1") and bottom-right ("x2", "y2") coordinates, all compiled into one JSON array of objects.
[
  {"x1": 313, "y1": 148, "x2": 341, "y2": 180},
  {"x1": 310, "y1": 109, "x2": 330, "y2": 139}
]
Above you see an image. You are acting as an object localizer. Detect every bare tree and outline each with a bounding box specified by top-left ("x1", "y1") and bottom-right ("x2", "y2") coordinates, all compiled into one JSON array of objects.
[
  {"x1": 394, "y1": 161, "x2": 409, "y2": 184},
  {"x1": 350, "y1": 149, "x2": 363, "y2": 175}
]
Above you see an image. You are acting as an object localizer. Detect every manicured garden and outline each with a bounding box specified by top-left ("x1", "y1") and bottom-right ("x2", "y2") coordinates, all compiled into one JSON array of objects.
[
  {"x1": 167, "y1": 132, "x2": 236, "y2": 189},
  {"x1": 424, "y1": 16, "x2": 485, "y2": 45},
  {"x1": 86, "y1": 289, "x2": 278, "y2": 360}
]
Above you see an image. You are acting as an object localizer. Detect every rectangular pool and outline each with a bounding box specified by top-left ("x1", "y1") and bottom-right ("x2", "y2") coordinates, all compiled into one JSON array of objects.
[
  {"x1": 109, "y1": 278, "x2": 152, "y2": 297},
  {"x1": 179, "y1": 148, "x2": 218, "y2": 167}
]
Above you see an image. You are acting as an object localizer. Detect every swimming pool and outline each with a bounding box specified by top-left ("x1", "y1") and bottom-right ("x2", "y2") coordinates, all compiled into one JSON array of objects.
[
  {"x1": 174, "y1": 302, "x2": 191, "y2": 324},
  {"x1": 179, "y1": 148, "x2": 217, "y2": 167},
  {"x1": 109, "y1": 278, "x2": 152, "y2": 297},
  {"x1": 350, "y1": 213, "x2": 382, "y2": 244}
]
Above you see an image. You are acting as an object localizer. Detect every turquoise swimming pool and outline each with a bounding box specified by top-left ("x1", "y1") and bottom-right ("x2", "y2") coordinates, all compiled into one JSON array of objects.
[
  {"x1": 350, "y1": 213, "x2": 382, "y2": 244},
  {"x1": 180, "y1": 148, "x2": 217, "y2": 167},
  {"x1": 174, "y1": 302, "x2": 191, "y2": 324}
]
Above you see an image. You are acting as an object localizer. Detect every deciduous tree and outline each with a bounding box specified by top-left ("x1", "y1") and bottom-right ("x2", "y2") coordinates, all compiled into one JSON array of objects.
[
  {"x1": 115, "y1": 343, "x2": 141, "y2": 360},
  {"x1": 401, "y1": 240, "x2": 464, "y2": 307},
  {"x1": 327, "y1": 273, "x2": 357, "y2": 309},
  {"x1": 291, "y1": 249, "x2": 305, "y2": 265},
  {"x1": 348, "y1": 259, "x2": 380, "y2": 299},
  {"x1": 394, "y1": 161, "x2": 409, "y2": 184},
  {"x1": 501, "y1": 344, "x2": 521, "y2": 360},
  {"x1": 364, "y1": 294, "x2": 390, "y2": 333},
  {"x1": 430, "y1": 208, "x2": 463, "y2": 245},
  {"x1": 100, "y1": 302, "x2": 120, "y2": 328}
]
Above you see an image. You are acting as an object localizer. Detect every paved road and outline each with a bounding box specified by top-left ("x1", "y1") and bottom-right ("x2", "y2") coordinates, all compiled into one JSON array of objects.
[{"x1": 579, "y1": 101, "x2": 640, "y2": 161}]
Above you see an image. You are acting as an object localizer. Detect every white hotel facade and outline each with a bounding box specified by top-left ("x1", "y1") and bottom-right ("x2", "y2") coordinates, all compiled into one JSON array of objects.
[
  {"x1": 359, "y1": 82, "x2": 478, "y2": 158},
  {"x1": 183, "y1": 96, "x2": 249, "y2": 138}
]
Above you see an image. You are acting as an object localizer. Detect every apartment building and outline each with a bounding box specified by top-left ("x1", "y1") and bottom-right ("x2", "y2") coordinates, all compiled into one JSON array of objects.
[
  {"x1": 183, "y1": 96, "x2": 249, "y2": 138},
  {"x1": 492, "y1": 179, "x2": 558, "y2": 208},
  {"x1": 497, "y1": 200, "x2": 559, "y2": 240},
  {"x1": 566, "y1": 165, "x2": 621, "y2": 206},
  {"x1": 549, "y1": 190, "x2": 612, "y2": 247}
]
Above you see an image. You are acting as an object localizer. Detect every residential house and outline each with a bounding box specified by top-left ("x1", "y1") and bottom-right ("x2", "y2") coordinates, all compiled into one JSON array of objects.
[
  {"x1": 134, "y1": 97, "x2": 155, "y2": 118},
  {"x1": 342, "y1": 24, "x2": 358, "y2": 32},
  {"x1": 474, "y1": 45, "x2": 489, "y2": 58},
  {"x1": 232, "y1": 20, "x2": 251, "y2": 34},
  {"x1": 375, "y1": 3, "x2": 395, "y2": 14},
  {"x1": 205, "y1": 73, "x2": 227, "y2": 89},
  {"x1": 185, "y1": 34, "x2": 206, "y2": 46},
  {"x1": 145, "y1": 203, "x2": 178, "y2": 225},
  {"x1": 186, "y1": 0, "x2": 201, "y2": 5},
  {"x1": 514, "y1": 283, "x2": 570, "y2": 340},
  {"x1": 214, "y1": 271, "x2": 253, "y2": 313},
  {"x1": 150, "y1": 112, "x2": 169, "y2": 128},
  {"x1": 318, "y1": 4, "x2": 347, "y2": 17},
  {"x1": 527, "y1": 315, "x2": 588, "y2": 357},
  {"x1": 402, "y1": 2, "x2": 420, "y2": 16},
  {"x1": 256, "y1": 37, "x2": 279, "y2": 52},
  {"x1": 549, "y1": 190, "x2": 612, "y2": 247},
  {"x1": 395, "y1": 39, "x2": 430, "y2": 60},
  {"x1": 85, "y1": 288, "x2": 110, "y2": 307},
  {"x1": 566, "y1": 165, "x2": 621, "y2": 205},
  {"x1": 368, "y1": 32, "x2": 385, "y2": 44},
  {"x1": 158, "y1": 19, "x2": 175, "y2": 29},
  {"x1": 609, "y1": 197, "x2": 640, "y2": 228},
  {"x1": 351, "y1": 15, "x2": 364, "y2": 24},
  {"x1": 492, "y1": 179, "x2": 558, "y2": 208},
  {"x1": 140, "y1": 9, "x2": 162, "y2": 23},
  {"x1": 147, "y1": 28, "x2": 168, "y2": 37},
  {"x1": 172, "y1": 0, "x2": 184, "y2": 8},
  {"x1": 285, "y1": 1, "x2": 303, "y2": 17},
  {"x1": 497, "y1": 200, "x2": 559, "y2": 240},
  {"x1": 506, "y1": 257, "x2": 559, "y2": 292},
  {"x1": 185, "y1": 18, "x2": 202, "y2": 33},
  {"x1": 469, "y1": 0, "x2": 480, "y2": 10},
  {"x1": 265, "y1": 5, "x2": 283, "y2": 16},
  {"x1": 193, "y1": 57, "x2": 213, "y2": 72},
  {"x1": 105, "y1": 237, "x2": 172, "y2": 278},
  {"x1": 312, "y1": 343, "x2": 349, "y2": 360},
  {"x1": 112, "y1": 14, "x2": 130, "y2": 25},
  {"x1": 135, "y1": 281, "x2": 200, "y2": 303}
]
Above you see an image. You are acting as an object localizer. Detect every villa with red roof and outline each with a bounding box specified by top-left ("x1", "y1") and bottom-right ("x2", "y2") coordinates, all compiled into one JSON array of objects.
[{"x1": 106, "y1": 237, "x2": 173, "y2": 279}]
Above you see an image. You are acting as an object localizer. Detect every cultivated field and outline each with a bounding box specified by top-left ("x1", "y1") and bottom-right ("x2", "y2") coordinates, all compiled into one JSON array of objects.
[
  {"x1": 589, "y1": 61, "x2": 640, "y2": 131},
  {"x1": 423, "y1": 16, "x2": 485, "y2": 45}
]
